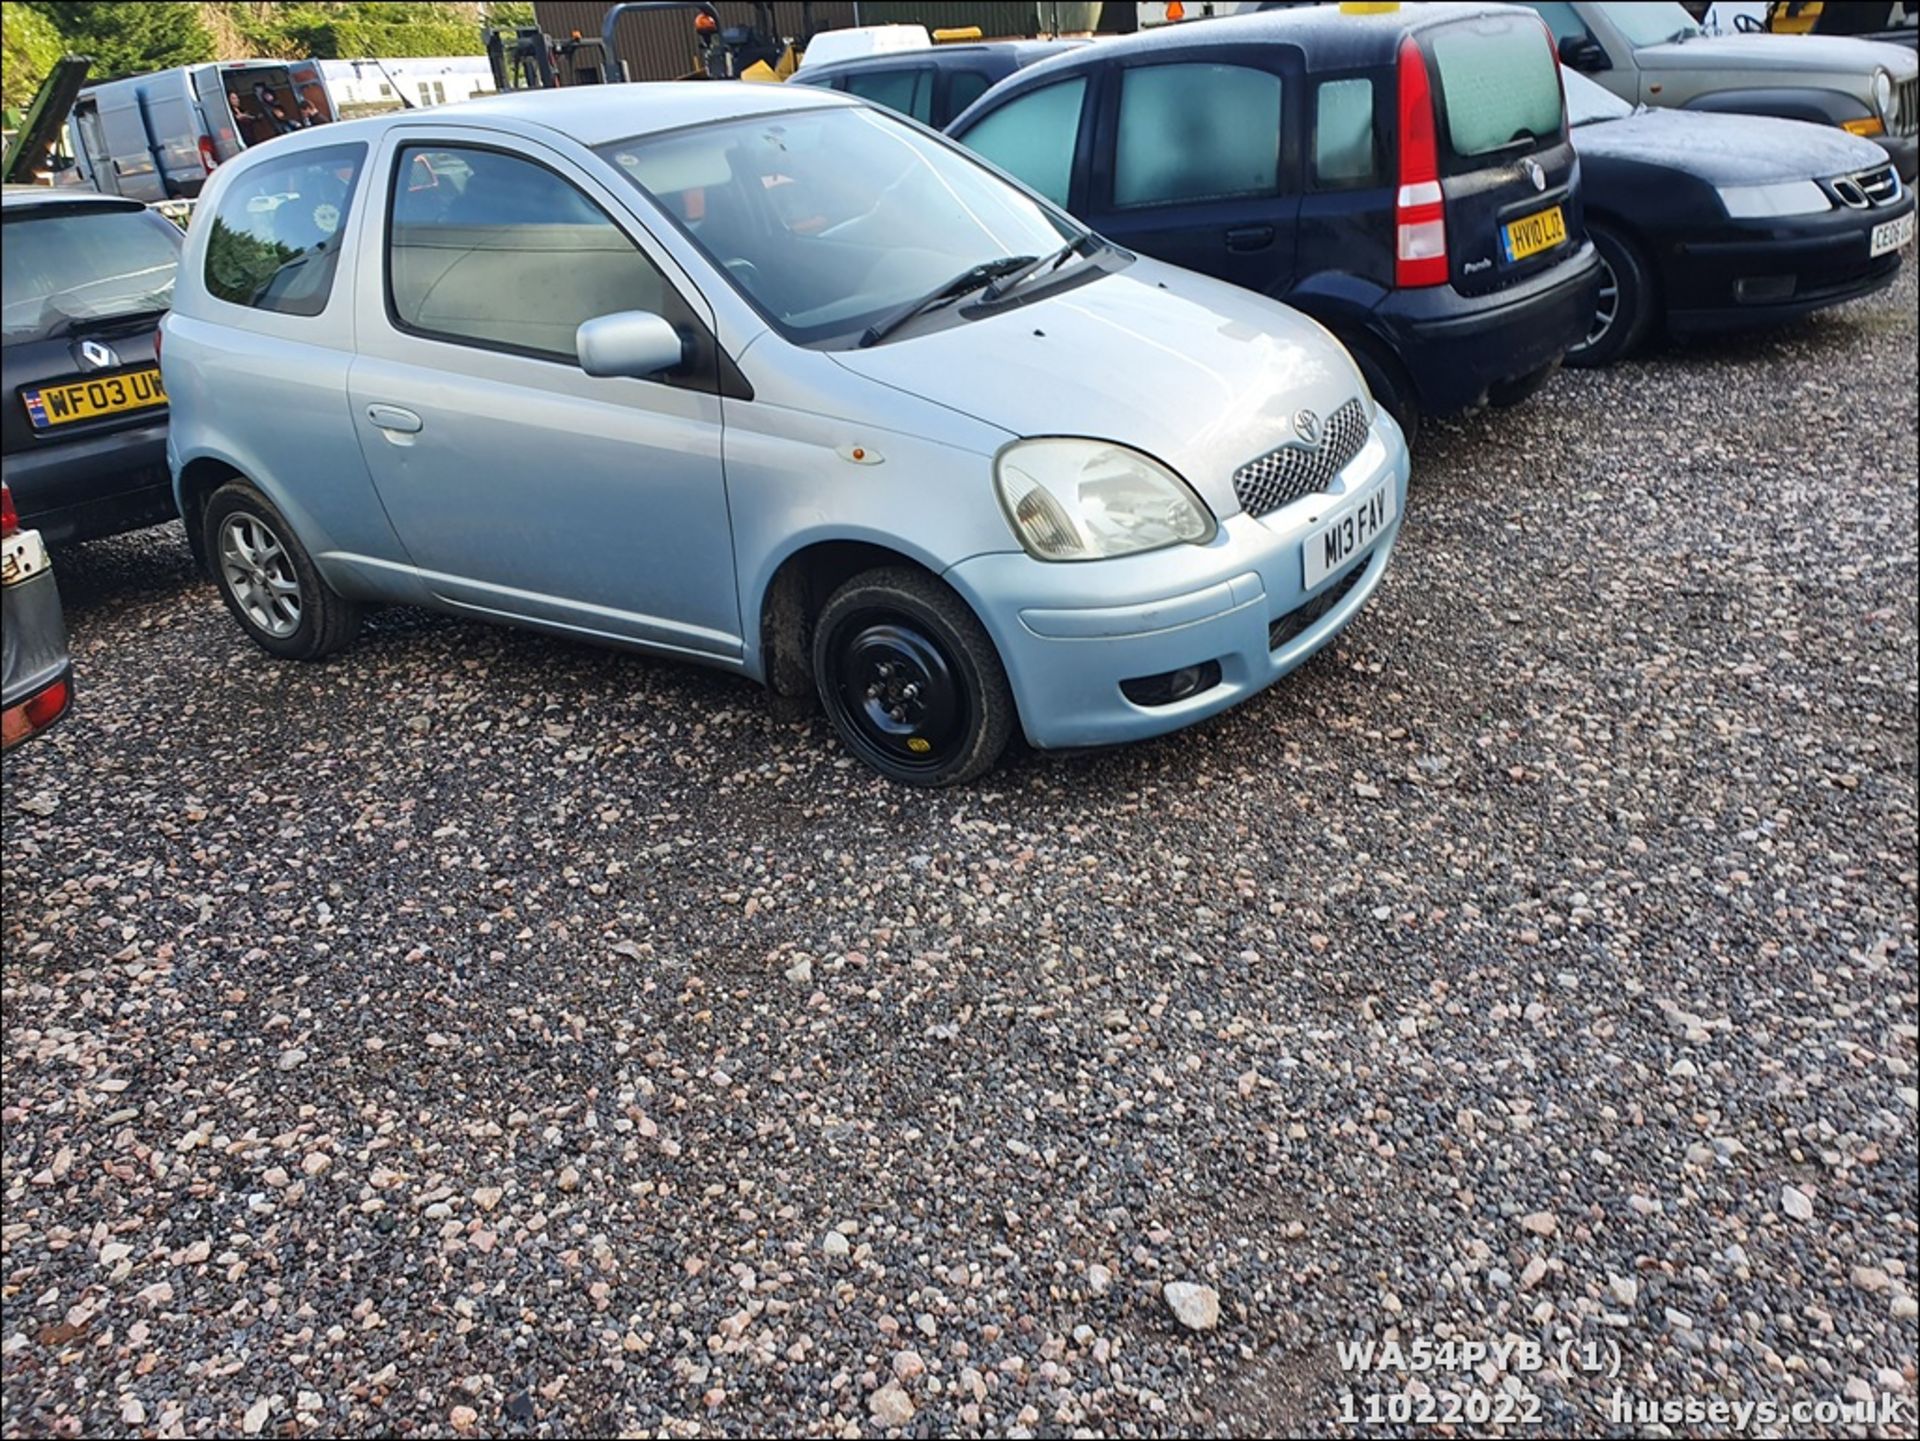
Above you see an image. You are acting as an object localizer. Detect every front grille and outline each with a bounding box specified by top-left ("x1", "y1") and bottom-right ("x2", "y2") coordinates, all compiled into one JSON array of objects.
[
  {"x1": 1269, "y1": 549, "x2": 1374, "y2": 651},
  {"x1": 1857, "y1": 163, "x2": 1901, "y2": 206},
  {"x1": 1231, "y1": 397, "x2": 1369, "y2": 518},
  {"x1": 1895, "y1": 76, "x2": 1917, "y2": 138},
  {"x1": 1832, "y1": 163, "x2": 1902, "y2": 209}
]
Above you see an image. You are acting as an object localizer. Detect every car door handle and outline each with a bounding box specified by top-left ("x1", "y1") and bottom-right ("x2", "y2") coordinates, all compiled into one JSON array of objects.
[
  {"x1": 367, "y1": 404, "x2": 422, "y2": 434},
  {"x1": 1225, "y1": 225, "x2": 1275, "y2": 252}
]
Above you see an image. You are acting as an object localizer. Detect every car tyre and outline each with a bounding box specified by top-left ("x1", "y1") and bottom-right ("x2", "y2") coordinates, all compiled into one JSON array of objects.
[
  {"x1": 204, "y1": 481, "x2": 362, "y2": 660},
  {"x1": 1566, "y1": 224, "x2": 1655, "y2": 369},
  {"x1": 812, "y1": 567, "x2": 1015, "y2": 786},
  {"x1": 1343, "y1": 339, "x2": 1421, "y2": 448}
]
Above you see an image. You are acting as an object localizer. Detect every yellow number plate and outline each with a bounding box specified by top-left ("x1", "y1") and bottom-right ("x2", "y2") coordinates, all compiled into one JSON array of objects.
[
  {"x1": 23, "y1": 368, "x2": 168, "y2": 429},
  {"x1": 1502, "y1": 204, "x2": 1567, "y2": 263}
]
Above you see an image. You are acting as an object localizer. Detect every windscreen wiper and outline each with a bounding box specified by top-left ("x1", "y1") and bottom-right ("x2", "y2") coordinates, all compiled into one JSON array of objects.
[
  {"x1": 979, "y1": 231, "x2": 1104, "y2": 305},
  {"x1": 858, "y1": 256, "x2": 1034, "y2": 348}
]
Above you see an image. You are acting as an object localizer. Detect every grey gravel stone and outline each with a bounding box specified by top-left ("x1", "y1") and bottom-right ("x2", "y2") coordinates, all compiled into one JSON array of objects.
[
  {"x1": 1163, "y1": 1282, "x2": 1221, "y2": 1331},
  {"x1": 868, "y1": 1380, "x2": 915, "y2": 1428}
]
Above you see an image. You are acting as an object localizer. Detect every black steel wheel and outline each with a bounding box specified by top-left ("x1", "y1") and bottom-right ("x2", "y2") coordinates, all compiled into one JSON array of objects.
[{"x1": 812, "y1": 567, "x2": 1014, "y2": 786}]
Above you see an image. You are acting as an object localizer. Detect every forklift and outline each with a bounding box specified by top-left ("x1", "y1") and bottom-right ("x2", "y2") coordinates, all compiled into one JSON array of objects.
[{"x1": 484, "y1": 25, "x2": 612, "y2": 90}]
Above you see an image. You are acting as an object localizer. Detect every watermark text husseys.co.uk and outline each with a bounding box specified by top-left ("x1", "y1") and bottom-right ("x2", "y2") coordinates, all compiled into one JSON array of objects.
[{"x1": 1609, "y1": 1391, "x2": 1911, "y2": 1431}]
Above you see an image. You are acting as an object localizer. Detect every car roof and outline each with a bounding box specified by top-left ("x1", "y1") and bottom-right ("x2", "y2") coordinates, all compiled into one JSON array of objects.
[
  {"x1": 247, "y1": 80, "x2": 858, "y2": 157},
  {"x1": 796, "y1": 38, "x2": 1086, "y2": 80},
  {"x1": 1006, "y1": 2, "x2": 1540, "y2": 79},
  {"x1": 1, "y1": 185, "x2": 147, "y2": 213}
]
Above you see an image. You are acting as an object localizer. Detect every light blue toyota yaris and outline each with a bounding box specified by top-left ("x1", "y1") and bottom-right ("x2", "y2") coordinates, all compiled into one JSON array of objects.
[{"x1": 162, "y1": 84, "x2": 1409, "y2": 784}]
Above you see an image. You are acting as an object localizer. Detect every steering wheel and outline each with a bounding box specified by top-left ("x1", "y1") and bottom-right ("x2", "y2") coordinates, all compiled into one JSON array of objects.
[
  {"x1": 724, "y1": 257, "x2": 761, "y2": 286},
  {"x1": 1734, "y1": 12, "x2": 1765, "y2": 31}
]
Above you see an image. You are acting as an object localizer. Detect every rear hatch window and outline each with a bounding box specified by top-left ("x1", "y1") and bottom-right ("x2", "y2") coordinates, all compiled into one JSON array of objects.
[
  {"x1": 1421, "y1": 14, "x2": 1577, "y2": 295},
  {"x1": 2, "y1": 207, "x2": 178, "y2": 345},
  {"x1": 1429, "y1": 20, "x2": 1563, "y2": 164}
]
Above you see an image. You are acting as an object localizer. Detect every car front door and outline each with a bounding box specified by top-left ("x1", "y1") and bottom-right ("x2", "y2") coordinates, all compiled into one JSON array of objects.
[
  {"x1": 1082, "y1": 51, "x2": 1302, "y2": 299},
  {"x1": 347, "y1": 130, "x2": 741, "y2": 658}
]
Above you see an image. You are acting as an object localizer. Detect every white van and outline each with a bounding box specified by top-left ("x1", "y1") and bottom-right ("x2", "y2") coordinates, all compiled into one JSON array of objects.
[
  {"x1": 795, "y1": 25, "x2": 931, "y2": 70},
  {"x1": 65, "y1": 61, "x2": 340, "y2": 204},
  {"x1": 62, "y1": 57, "x2": 492, "y2": 206}
]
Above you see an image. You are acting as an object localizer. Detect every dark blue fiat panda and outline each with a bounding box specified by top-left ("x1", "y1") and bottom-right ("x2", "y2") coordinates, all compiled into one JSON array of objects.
[{"x1": 948, "y1": 2, "x2": 1604, "y2": 441}]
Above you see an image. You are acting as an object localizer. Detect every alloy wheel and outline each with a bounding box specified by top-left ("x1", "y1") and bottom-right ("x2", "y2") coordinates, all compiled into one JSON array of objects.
[
  {"x1": 1574, "y1": 253, "x2": 1621, "y2": 353},
  {"x1": 219, "y1": 513, "x2": 303, "y2": 639}
]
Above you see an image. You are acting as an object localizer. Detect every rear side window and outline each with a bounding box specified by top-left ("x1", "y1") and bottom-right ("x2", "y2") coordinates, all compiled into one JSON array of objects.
[
  {"x1": 2, "y1": 207, "x2": 180, "y2": 344},
  {"x1": 203, "y1": 143, "x2": 366, "y2": 316},
  {"x1": 387, "y1": 145, "x2": 694, "y2": 363},
  {"x1": 1428, "y1": 20, "x2": 1564, "y2": 160},
  {"x1": 959, "y1": 78, "x2": 1086, "y2": 206},
  {"x1": 947, "y1": 70, "x2": 994, "y2": 118},
  {"x1": 843, "y1": 67, "x2": 933, "y2": 123},
  {"x1": 1314, "y1": 78, "x2": 1378, "y2": 188},
  {"x1": 1114, "y1": 63, "x2": 1282, "y2": 208}
]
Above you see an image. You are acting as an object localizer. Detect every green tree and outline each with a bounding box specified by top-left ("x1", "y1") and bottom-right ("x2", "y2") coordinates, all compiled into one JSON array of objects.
[
  {"x1": 481, "y1": 1, "x2": 535, "y2": 27},
  {"x1": 221, "y1": 3, "x2": 491, "y2": 60},
  {"x1": 30, "y1": 2, "x2": 214, "y2": 80},
  {"x1": 3, "y1": 3, "x2": 66, "y2": 109}
]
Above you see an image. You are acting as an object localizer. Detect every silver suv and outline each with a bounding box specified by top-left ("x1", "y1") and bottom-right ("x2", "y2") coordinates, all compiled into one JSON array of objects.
[{"x1": 1521, "y1": 1, "x2": 1919, "y2": 179}]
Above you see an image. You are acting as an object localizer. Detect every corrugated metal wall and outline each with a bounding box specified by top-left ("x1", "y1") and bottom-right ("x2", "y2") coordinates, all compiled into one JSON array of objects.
[{"x1": 531, "y1": 3, "x2": 1123, "y2": 82}]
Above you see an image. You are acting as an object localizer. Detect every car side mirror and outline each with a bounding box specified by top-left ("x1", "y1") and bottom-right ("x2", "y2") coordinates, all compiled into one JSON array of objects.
[
  {"x1": 1557, "y1": 35, "x2": 1610, "y2": 72},
  {"x1": 577, "y1": 310, "x2": 686, "y2": 379}
]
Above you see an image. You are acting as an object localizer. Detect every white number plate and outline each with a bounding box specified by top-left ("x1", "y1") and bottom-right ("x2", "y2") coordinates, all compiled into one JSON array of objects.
[
  {"x1": 1302, "y1": 481, "x2": 1396, "y2": 591},
  {"x1": 1870, "y1": 210, "x2": 1915, "y2": 257}
]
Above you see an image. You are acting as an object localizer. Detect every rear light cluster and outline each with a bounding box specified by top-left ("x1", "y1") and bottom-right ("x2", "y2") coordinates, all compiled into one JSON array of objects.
[
  {"x1": 1394, "y1": 36, "x2": 1447, "y2": 288},
  {"x1": 1, "y1": 677, "x2": 72, "y2": 751},
  {"x1": 21, "y1": 679, "x2": 70, "y2": 731},
  {"x1": 0, "y1": 480, "x2": 74, "y2": 750},
  {"x1": 199, "y1": 134, "x2": 219, "y2": 173}
]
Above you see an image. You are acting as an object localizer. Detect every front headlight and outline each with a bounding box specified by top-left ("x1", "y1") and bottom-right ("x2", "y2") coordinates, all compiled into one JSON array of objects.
[
  {"x1": 1873, "y1": 67, "x2": 1894, "y2": 120},
  {"x1": 1717, "y1": 180, "x2": 1832, "y2": 218},
  {"x1": 995, "y1": 438, "x2": 1215, "y2": 562}
]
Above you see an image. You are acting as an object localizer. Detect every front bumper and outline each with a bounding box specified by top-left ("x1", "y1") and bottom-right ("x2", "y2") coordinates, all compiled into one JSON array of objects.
[
  {"x1": 1662, "y1": 194, "x2": 1914, "y2": 334},
  {"x1": 1373, "y1": 241, "x2": 1602, "y2": 415},
  {"x1": 3, "y1": 417, "x2": 176, "y2": 545},
  {"x1": 945, "y1": 412, "x2": 1411, "y2": 751}
]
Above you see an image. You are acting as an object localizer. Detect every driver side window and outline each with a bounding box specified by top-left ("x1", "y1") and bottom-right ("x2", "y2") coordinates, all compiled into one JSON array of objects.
[
  {"x1": 387, "y1": 143, "x2": 697, "y2": 364},
  {"x1": 958, "y1": 78, "x2": 1087, "y2": 206},
  {"x1": 1525, "y1": 2, "x2": 1600, "y2": 46}
]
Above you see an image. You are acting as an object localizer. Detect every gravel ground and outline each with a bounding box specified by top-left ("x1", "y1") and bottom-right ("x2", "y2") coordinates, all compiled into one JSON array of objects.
[{"x1": 3, "y1": 267, "x2": 1915, "y2": 1440}]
